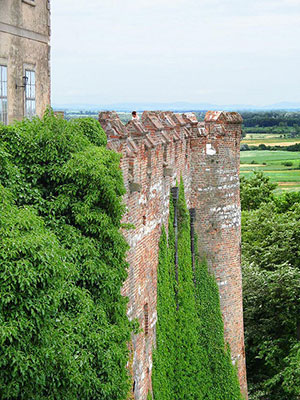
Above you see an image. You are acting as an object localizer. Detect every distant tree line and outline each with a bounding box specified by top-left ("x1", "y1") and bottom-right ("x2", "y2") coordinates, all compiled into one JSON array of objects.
[
  {"x1": 195, "y1": 111, "x2": 300, "y2": 134},
  {"x1": 240, "y1": 111, "x2": 300, "y2": 128},
  {"x1": 241, "y1": 143, "x2": 300, "y2": 152}
]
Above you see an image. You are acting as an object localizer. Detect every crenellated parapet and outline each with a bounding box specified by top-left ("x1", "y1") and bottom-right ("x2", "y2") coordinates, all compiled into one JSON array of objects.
[
  {"x1": 99, "y1": 110, "x2": 199, "y2": 193},
  {"x1": 98, "y1": 110, "x2": 247, "y2": 400},
  {"x1": 98, "y1": 110, "x2": 205, "y2": 183}
]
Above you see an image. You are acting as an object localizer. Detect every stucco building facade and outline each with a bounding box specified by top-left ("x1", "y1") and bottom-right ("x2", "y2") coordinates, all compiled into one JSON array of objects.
[{"x1": 0, "y1": 0, "x2": 50, "y2": 124}]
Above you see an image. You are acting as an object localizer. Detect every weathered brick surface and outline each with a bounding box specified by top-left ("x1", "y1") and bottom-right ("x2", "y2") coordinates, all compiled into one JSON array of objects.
[{"x1": 99, "y1": 110, "x2": 248, "y2": 400}]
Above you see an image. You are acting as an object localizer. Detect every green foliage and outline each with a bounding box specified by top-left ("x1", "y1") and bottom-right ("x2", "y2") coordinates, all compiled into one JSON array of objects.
[
  {"x1": 147, "y1": 391, "x2": 153, "y2": 400},
  {"x1": 152, "y1": 225, "x2": 176, "y2": 400},
  {"x1": 194, "y1": 252, "x2": 242, "y2": 399},
  {"x1": 280, "y1": 342, "x2": 300, "y2": 395},
  {"x1": 242, "y1": 198, "x2": 300, "y2": 399},
  {"x1": 174, "y1": 183, "x2": 209, "y2": 399},
  {"x1": 273, "y1": 191, "x2": 300, "y2": 213},
  {"x1": 0, "y1": 111, "x2": 132, "y2": 399},
  {"x1": 282, "y1": 161, "x2": 293, "y2": 166},
  {"x1": 69, "y1": 117, "x2": 107, "y2": 147},
  {"x1": 241, "y1": 143, "x2": 300, "y2": 151},
  {"x1": 242, "y1": 202, "x2": 300, "y2": 271},
  {"x1": 240, "y1": 171, "x2": 277, "y2": 211},
  {"x1": 153, "y1": 180, "x2": 242, "y2": 399},
  {"x1": 239, "y1": 111, "x2": 300, "y2": 129}
]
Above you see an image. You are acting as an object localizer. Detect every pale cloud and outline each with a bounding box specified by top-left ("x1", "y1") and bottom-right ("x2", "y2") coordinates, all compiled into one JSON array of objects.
[
  {"x1": 51, "y1": 0, "x2": 300, "y2": 106},
  {"x1": 281, "y1": 0, "x2": 300, "y2": 5}
]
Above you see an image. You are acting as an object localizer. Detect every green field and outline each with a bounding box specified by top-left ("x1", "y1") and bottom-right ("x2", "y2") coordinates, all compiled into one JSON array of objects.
[
  {"x1": 240, "y1": 150, "x2": 300, "y2": 192},
  {"x1": 243, "y1": 133, "x2": 290, "y2": 139},
  {"x1": 242, "y1": 135, "x2": 299, "y2": 146}
]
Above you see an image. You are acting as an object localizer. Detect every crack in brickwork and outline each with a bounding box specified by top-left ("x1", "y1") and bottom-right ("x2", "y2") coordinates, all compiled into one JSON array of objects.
[{"x1": 99, "y1": 110, "x2": 248, "y2": 400}]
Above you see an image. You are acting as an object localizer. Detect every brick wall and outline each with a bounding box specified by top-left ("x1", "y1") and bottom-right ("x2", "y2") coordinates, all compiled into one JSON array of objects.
[{"x1": 99, "y1": 110, "x2": 248, "y2": 400}]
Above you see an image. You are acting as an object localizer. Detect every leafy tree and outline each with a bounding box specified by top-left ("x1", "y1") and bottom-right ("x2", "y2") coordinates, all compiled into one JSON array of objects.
[
  {"x1": 242, "y1": 203, "x2": 300, "y2": 271},
  {"x1": 273, "y1": 191, "x2": 300, "y2": 213},
  {"x1": 240, "y1": 171, "x2": 277, "y2": 211},
  {"x1": 242, "y1": 201, "x2": 300, "y2": 400},
  {"x1": 0, "y1": 111, "x2": 132, "y2": 399},
  {"x1": 240, "y1": 111, "x2": 300, "y2": 129}
]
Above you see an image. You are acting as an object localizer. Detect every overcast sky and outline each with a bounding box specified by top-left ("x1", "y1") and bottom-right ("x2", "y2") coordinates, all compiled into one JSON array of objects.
[{"x1": 51, "y1": 0, "x2": 300, "y2": 107}]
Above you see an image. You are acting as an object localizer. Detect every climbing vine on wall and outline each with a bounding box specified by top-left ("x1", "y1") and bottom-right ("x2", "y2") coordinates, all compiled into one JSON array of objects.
[
  {"x1": 152, "y1": 180, "x2": 242, "y2": 400},
  {"x1": 0, "y1": 111, "x2": 133, "y2": 400}
]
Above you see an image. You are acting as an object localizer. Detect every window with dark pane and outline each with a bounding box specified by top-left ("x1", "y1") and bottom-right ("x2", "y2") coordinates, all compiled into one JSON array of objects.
[
  {"x1": 144, "y1": 303, "x2": 149, "y2": 336},
  {"x1": 163, "y1": 144, "x2": 167, "y2": 163},
  {"x1": 0, "y1": 65, "x2": 8, "y2": 125},
  {"x1": 128, "y1": 158, "x2": 134, "y2": 181},
  {"x1": 25, "y1": 69, "x2": 36, "y2": 118},
  {"x1": 147, "y1": 150, "x2": 151, "y2": 169}
]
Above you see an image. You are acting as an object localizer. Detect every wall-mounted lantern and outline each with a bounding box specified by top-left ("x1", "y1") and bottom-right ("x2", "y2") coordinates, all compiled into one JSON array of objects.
[{"x1": 15, "y1": 75, "x2": 28, "y2": 89}]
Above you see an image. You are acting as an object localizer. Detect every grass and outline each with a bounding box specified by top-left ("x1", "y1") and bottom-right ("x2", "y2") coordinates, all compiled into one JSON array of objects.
[
  {"x1": 242, "y1": 138, "x2": 300, "y2": 146},
  {"x1": 240, "y1": 150, "x2": 300, "y2": 164},
  {"x1": 243, "y1": 133, "x2": 291, "y2": 140},
  {"x1": 240, "y1": 150, "x2": 300, "y2": 193},
  {"x1": 242, "y1": 133, "x2": 300, "y2": 146}
]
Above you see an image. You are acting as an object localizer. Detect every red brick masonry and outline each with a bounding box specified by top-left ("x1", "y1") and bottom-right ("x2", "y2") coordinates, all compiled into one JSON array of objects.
[{"x1": 99, "y1": 110, "x2": 248, "y2": 400}]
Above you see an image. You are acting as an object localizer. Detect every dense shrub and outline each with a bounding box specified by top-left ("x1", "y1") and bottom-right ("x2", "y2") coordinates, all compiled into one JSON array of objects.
[{"x1": 0, "y1": 111, "x2": 132, "y2": 399}]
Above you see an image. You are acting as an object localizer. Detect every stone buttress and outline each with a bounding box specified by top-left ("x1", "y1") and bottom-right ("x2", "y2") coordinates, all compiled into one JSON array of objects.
[{"x1": 99, "y1": 110, "x2": 248, "y2": 400}]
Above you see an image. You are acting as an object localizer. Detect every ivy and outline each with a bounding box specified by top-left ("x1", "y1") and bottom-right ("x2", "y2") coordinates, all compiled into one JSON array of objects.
[
  {"x1": 152, "y1": 180, "x2": 242, "y2": 400},
  {"x1": 152, "y1": 225, "x2": 176, "y2": 400},
  {"x1": 0, "y1": 111, "x2": 132, "y2": 399},
  {"x1": 194, "y1": 246, "x2": 242, "y2": 399}
]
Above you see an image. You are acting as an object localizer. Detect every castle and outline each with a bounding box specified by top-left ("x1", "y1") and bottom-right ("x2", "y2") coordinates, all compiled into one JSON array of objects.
[
  {"x1": 1, "y1": 2, "x2": 248, "y2": 398},
  {"x1": 99, "y1": 110, "x2": 248, "y2": 399}
]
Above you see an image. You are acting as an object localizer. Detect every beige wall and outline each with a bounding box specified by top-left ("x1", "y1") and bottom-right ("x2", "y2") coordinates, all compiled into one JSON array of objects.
[{"x1": 0, "y1": 0, "x2": 50, "y2": 123}]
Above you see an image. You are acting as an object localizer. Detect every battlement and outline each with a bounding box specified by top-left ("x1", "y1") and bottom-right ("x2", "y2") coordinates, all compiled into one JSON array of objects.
[
  {"x1": 205, "y1": 110, "x2": 243, "y2": 124},
  {"x1": 99, "y1": 109, "x2": 239, "y2": 151},
  {"x1": 99, "y1": 110, "x2": 202, "y2": 140},
  {"x1": 99, "y1": 110, "x2": 247, "y2": 400}
]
